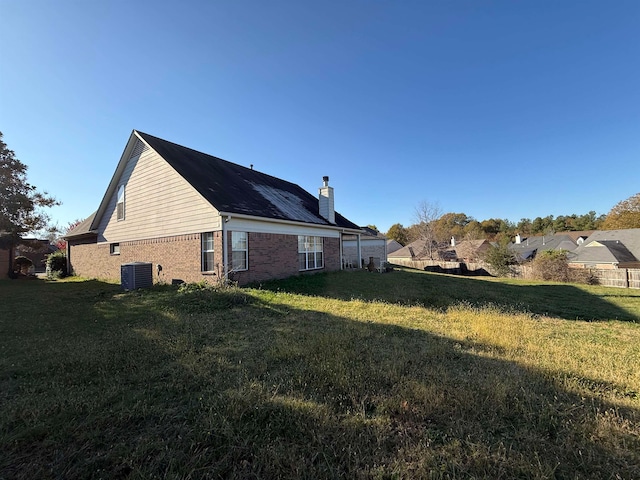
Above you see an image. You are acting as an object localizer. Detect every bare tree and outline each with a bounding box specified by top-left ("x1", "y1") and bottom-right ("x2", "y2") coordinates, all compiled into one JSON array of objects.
[{"x1": 413, "y1": 200, "x2": 443, "y2": 260}]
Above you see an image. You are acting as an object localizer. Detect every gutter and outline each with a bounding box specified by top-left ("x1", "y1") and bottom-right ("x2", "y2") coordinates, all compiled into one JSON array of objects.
[{"x1": 217, "y1": 211, "x2": 363, "y2": 235}]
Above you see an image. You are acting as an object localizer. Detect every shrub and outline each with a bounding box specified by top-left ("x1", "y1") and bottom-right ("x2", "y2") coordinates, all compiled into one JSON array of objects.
[
  {"x1": 531, "y1": 250, "x2": 569, "y2": 282},
  {"x1": 483, "y1": 241, "x2": 515, "y2": 277},
  {"x1": 46, "y1": 250, "x2": 68, "y2": 279},
  {"x1": 13, "y1": 256, "x2": 33, "y2": 275},
  {"x1": 174, "y1": 281, "x2": 253, "y2": 313}
]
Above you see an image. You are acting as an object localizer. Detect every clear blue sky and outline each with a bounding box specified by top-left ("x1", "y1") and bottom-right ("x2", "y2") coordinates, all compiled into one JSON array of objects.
[{"x1": 1, "y1": 0, "x2": 638, "y2": 234}]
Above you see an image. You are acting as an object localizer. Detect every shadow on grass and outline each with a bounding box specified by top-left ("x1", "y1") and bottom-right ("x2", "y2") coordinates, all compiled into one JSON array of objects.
[
  {"x1": 255, "y1": 268, "x2": 640, "y2": 322},
  {"x1": 2, "y1": 279, "x2": 639, "y2": 478}
]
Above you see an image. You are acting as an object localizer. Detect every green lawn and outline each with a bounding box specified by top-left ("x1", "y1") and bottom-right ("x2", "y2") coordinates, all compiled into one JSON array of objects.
[{"x1": 1, "y1": 269, "x2": 639, "y2": 479}]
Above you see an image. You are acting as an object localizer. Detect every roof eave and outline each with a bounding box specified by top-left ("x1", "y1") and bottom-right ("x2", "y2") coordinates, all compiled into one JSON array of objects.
[
  {"x1": 90, "y1": 130, "x2": 146, "y2": 231},
  {"x1": 64, "y1": 231, "x2": 99, "y2": 241},
  {"x1": 218, "y1": 211, "x2": 363, "y2": 234}
]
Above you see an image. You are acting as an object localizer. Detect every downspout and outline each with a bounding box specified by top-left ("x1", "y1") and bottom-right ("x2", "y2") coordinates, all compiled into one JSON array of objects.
[
  {"x1": 66, "y1": 241, "x2": 71, "y2": 276},
  {"x1": 384, "y1": 238, "x2": 388, "y2": 270}
]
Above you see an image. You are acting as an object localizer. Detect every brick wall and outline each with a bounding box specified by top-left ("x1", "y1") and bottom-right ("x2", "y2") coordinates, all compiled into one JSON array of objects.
[
  {"x1": 70, "y1": 232, "x2": 343, "y2": 286},
  {"x1": 69, "y1": 233, "x2": 217, "y2": 285}
]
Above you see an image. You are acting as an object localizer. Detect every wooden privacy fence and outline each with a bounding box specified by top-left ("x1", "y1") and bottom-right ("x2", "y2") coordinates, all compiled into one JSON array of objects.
[
  {"x1": 590, "y1": 268, "x2": 640, "y2": 289},
  {"x1": 388, "y1": 259, "x2": 493, "y2": 275},
  {"x1": 390, "y1": 258, "x2": 640, "y2": 290}
]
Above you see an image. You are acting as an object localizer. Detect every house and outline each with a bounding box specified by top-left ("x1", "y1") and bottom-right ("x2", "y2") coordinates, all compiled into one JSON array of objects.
[
  {"x1": 387, "y1": 237, "x2": 434, "y2": 264},
  {"x1": 509, "y1": 233, "x2": 580, "y2": 261},
  {"x1": 65, "y1": 131, "x2": 363, "y2": 285},
  {"x1": 386, "y1": 239, "x2": 403, "y2": 255},
  {"x1": 388, "y1": 238, "x2": 491, "y2": 262},
  {"x1": 342, "y1": 227, "x2": 388, "y2": 269},
  {"x1": 451, "y1": 238, "x2": 492, "y2": 263},
  {"x1": 567, "y1": 229, "x2": 640, "y2": 269}
]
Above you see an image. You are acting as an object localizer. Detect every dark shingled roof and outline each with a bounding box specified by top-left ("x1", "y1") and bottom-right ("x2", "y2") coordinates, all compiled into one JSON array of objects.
[
  {"x1": 64, "y1": 212, "x2": 97, "y2": 239},
  {"x1": 136, "y1": 132, "x2": 360, "y2": 230}
]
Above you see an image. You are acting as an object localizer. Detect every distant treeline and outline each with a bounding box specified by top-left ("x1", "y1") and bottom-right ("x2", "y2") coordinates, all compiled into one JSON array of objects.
[{"x1": 386, "y1": 211, "x2": 605, "y2": 246}]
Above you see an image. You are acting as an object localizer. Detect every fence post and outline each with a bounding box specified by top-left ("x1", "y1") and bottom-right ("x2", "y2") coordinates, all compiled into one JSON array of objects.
[{"x1": 626, "y1": 269, "x2": 630, "y2": 288}]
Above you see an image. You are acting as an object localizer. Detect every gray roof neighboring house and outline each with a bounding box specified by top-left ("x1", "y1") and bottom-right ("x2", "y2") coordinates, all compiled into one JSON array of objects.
[
  {"x1": 510, "y1": 233, "x2": 578, "y2": 261},
  {"x1": 386, "y1": 239, "x2": 403, "y2": 254},
  {"x1": 568, "y1": 229, "x2": 640, "y2": 267}
]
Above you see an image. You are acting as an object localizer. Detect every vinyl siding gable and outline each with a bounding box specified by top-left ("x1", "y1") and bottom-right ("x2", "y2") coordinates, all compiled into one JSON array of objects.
[{"x1": 98, "y1": 142, "x2": 220, "y2": 242}]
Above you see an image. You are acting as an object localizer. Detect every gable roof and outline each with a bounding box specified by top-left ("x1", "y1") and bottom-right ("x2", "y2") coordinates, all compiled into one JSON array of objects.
[
  {"x1": 386, "y1": 239, "x2": 403, "y2": 254},
  {"x1": 388, "y1": 238, "x2": 431, "y2": 259},
  {"x1": 568, "y1": 229, "x2": 640, "y2": 265},
  {"x1": 71, "y1": 131, "x2": 360, "y2": 236},
  {"x1": 64, "y1": 212, "x2": 97, "y2": 239},
  {"x1": 510, "y1": 233, "x2": 578, "y2": 255},
  {"x1": 453, "y1": 239, "x2": 491, "y2": 260}
]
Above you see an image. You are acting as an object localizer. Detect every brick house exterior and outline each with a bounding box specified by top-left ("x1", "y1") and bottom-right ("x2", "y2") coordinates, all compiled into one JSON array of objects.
[{"x1": 65, "y1": 131, "x2": 361, "y2": 286}]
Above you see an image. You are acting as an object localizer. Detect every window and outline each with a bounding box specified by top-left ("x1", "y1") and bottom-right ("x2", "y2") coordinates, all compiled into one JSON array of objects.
[
  {"x1": 116, "y1": 185, "x2": 125, "y2": 221},
  {"x1": 110, "y1": 243, "x2": 120, "y2": 255},
  {"x1": 232, "y1": 232, "x2": 248, "y2": 271},
  {"x1": 298, "y1": 235, "x2": 323, "y2": 271},
  {"x1": 201, "y1": 232, "x2": 215, "y2": 272}
]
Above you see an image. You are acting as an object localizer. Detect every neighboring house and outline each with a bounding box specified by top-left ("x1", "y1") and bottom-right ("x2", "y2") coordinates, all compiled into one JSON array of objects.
[
  {"x1": 451, "y1": 238, "x2": 492, "y2": 262},
  {"x1": 15, "y1": 239, "x2": 58, "y2": 273},
  {"x1": 387, "y1": 236, "x2": 491, "y2": 275},
  {"x1": 65, "y1": 131, "x2": 362, "y2": 285},
  {"x1": 568, "y1": 229, "x2": 640, "y2": 269},
  {"x1": 560, "y1": 230, "x2": 594, "y2": 245},
  {"x1": 509, "y1": 233, "x2": 580, "y2": 261},
  {"x1": 387, "y1": 238, "x2": 432, "y2": 263},
  {"x1": 342, "y1": 227, "x2": 387, "y2": 269},
  {"x1": 386, "y1": 239, "x2": 403, "y2": 255}
]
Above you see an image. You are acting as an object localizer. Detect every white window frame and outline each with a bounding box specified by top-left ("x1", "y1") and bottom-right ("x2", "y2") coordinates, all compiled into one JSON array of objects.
[
  {"x1": 110, "y1": 243, "x2": 120, "y2": 255},
  {"x1": 116, "y1": 185, "x2": 125, "y2": 221},
  {"x1": 298, "y1": 235, "x2": 324, "y2": 271},
  {"x1": 201, "y1": 232, "x2": 215, "y2": 273},
  {"x1": 231, "y1": 231, "x2": 248, "y2": 271}
]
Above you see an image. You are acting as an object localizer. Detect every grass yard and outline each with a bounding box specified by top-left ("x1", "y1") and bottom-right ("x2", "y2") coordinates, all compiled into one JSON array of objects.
[{"x1": 1, "y1": 268, "x2": 640, "y2": 479}]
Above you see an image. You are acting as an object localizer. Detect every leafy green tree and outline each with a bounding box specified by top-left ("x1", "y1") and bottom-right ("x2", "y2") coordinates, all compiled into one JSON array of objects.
[
  {"x1": 602, "y1": 193, "x2": 640, "y2": 230},
  {"x1": 516, "y1": 218, "x2": 532, "y2": 235},
  {"x1": 462, "y1": 220, "x2": 485, "y2": 240},
  {"x1": 531, "y1": 215, "x2": 554, "y2": 234},
  {"x1": 483, "y1": 239, "x2": 515, "y2": 277},
  {"x1": 385, "y1": 223, "x2": 408, "y2": 246},
  {"x1": 574, "y1": 211, "x2": 605, "y2": 230},
  {"x1": 480, "y1": 218, "x2": 515, "y2": 239},
  {"x1": 0, "y1": 132, "x2": 59, "y2": 269},
  {"x1": 432, "y1": 212, "x2": 472, "y2": 243},
  {"x1": 552, "y1": 215, "x2": 568, "y2": 232}
]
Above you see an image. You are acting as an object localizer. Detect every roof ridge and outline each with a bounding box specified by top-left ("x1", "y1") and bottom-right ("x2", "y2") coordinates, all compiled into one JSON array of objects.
[{"x1": 135, "y1": 130, "x2": 301, "y2": 188}]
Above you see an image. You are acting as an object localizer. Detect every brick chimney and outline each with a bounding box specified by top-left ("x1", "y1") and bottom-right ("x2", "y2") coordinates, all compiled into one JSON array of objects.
[{"x1": 319, "y1": 176, "x2": 335, "y2": 223}]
